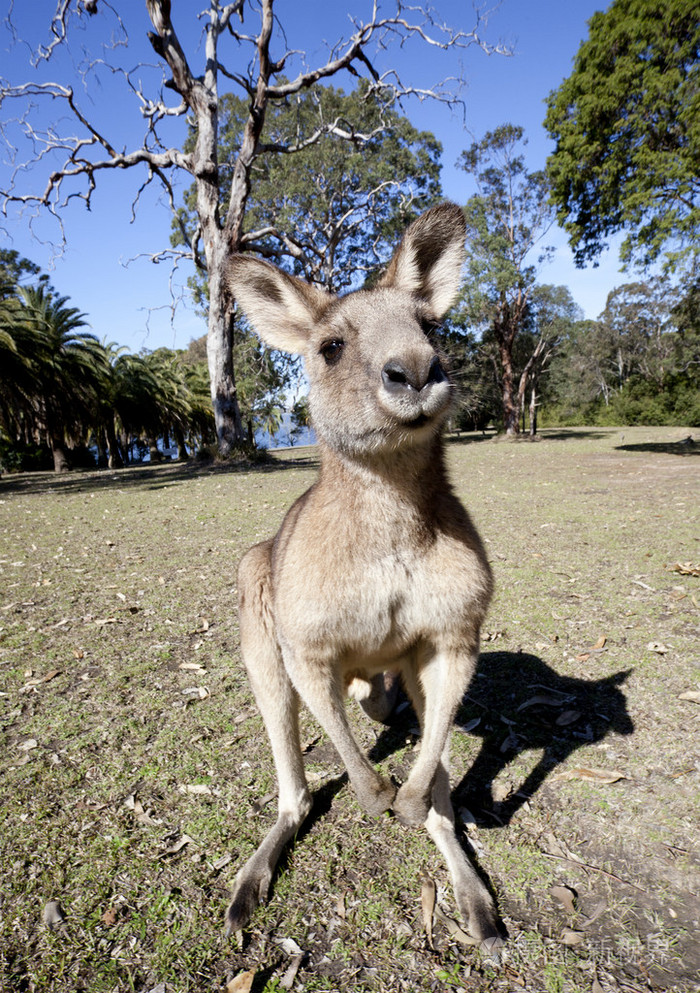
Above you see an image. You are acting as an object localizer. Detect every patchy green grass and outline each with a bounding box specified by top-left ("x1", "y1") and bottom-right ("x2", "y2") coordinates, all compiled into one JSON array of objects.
[{"x1": 1, "y1": 427, "x2": 698, "y2": 992}]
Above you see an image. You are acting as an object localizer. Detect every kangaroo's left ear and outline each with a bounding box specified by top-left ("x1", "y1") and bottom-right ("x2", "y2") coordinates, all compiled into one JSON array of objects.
[{"x1": 378, "y1": 202, "x2": 466, "y2": 319}]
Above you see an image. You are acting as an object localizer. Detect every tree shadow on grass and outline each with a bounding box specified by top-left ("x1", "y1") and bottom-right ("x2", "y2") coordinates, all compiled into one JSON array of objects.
[
  {"x1": 0, "y1": 449, "x2": 320, "y2": 497},
  {"x1": 615, "y1": 439, "x2": 698, "y2": 457},
  {"x1": 444, "y1": 428, "x2": 612, "y2": 448}
]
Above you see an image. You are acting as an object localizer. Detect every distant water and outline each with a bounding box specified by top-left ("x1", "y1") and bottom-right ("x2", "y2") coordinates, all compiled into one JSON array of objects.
[{"x1": 255, "y1": 412, "x2": 315, "y2": 450}]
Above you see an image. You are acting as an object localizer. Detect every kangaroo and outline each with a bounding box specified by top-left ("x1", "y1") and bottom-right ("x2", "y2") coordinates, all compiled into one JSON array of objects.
[{"x1": 226, "y1": 203, "x2": 500, "y2": 949}]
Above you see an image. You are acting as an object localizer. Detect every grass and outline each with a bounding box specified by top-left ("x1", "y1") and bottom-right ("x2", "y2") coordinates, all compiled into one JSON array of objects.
[{"x1": 1, "y1": 426, "x2": 699, "y2": 992}]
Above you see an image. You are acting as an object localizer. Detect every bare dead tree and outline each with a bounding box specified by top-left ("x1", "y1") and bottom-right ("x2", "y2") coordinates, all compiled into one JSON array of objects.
[{"x1": 1, "y1": 0, "x2": 507, "y2": 455}]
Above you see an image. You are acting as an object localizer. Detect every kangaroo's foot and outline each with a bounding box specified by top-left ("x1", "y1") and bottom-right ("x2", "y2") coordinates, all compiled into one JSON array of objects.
[
  {"x1": 393, "y1": 782, "x2": 430, "y2": 827},
  {"x1": 354, "y1": 773, "x2": 396, "y2": 817}
]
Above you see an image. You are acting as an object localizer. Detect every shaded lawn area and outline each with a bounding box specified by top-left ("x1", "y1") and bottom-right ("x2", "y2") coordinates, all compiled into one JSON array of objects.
[{"x1": 1, "y1": 426, "x2": 698, "y2": 992}]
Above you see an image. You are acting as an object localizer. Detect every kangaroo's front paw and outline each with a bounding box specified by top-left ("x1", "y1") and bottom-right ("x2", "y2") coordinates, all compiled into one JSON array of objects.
[
  {"x1": 356, "y1": 774, "x2": 396, "y2": 817},
  {"x1": 393, "y1": 784, "x2": 430, "y2": 827}
]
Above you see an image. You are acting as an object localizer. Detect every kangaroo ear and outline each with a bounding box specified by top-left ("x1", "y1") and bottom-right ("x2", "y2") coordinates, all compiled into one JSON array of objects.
[
  {"x1": 379, "y1": 202, "x2": 466, "y2": 319},
  {"x1": 227, "y1": 255, "x2": 331, "y2": 355}
]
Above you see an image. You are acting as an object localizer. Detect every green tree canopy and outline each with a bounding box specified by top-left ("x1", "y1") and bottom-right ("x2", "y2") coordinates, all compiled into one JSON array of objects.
[
  {"x1": 544, "y1": 278, "x2": 700, "y2": 425},
  {"x1": 544, "y1": 0, "x2": 700, "y2": 272},
  {"x1": 176, "y1": 81, "x2": 442, "y2": 296},
  {"x1": 456, "y1": 124, "x2": 555, "y2": 434}
]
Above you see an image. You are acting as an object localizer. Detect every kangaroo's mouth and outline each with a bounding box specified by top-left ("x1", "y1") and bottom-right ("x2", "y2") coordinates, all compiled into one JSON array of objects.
[{"x1": 406, "y1": 413, "x2": 430, "y2": 428}]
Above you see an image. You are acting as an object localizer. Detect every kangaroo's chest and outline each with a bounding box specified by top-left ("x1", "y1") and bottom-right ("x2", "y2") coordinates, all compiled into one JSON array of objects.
[{"x1": 271, "y1": 504, "x2": 489, "y2": 661}]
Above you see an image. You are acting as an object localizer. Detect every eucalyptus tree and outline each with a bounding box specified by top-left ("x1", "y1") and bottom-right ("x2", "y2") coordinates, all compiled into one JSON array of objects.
[
  {"x1": 1, "y1": 0, "x2": 505, "y2": 456},
  {"x1": 545, "y1": 0, "x2": 700, "y2": 274},
  {"x1": 518, "y1": 284, "x2": 582, "y2": 434},
  {"x1": 457, "y1": 124, "x2": 556, "y2": 434}
]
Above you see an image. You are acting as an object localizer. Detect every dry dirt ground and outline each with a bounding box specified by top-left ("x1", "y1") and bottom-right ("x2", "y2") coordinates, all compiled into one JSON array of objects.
[{"x1": 0, "y1": 426, "x2": 698, "y2": 993}]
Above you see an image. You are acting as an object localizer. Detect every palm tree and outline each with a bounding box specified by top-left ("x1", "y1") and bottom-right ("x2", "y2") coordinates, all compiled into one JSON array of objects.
[
  {"x1": 0, "y1": 279, "x2": 51, "y2": 458},
  {"x1": 141, "y1": 349, "x2": 191, "y2": 461},
  {"x1": 182, "y1": 360, "x2": 215, "y2": 456},
  {"x1": 17, "y1": 286, "x2": 110, "y2": 471},
  {"x1": 108, "y1": 351, "x2": 161, "y2": 465}
]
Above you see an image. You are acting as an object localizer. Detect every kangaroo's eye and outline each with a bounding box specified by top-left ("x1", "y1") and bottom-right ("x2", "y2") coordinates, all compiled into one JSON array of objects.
[
  {"x1": 420, "y1": 318, "x2": 442, "y2": 341},
  {"x1": 319, "y1": 339, "x2": 345, "y2": 365}
]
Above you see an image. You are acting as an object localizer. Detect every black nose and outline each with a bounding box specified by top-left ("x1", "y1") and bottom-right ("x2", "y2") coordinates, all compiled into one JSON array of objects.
[{"x1": 382, "y1": 355, "x2": 447, "y2": 393}]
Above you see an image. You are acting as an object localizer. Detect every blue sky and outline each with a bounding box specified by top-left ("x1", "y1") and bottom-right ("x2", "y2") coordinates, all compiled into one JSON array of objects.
[{"x1": 1, "y1": 1, "x2": 623, "y2": 354}]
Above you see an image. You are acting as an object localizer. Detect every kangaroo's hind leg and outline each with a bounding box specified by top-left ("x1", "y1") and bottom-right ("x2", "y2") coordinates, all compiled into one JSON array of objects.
[{"x1": 226, "y1": 541, "x2": 312, "y2": 933}]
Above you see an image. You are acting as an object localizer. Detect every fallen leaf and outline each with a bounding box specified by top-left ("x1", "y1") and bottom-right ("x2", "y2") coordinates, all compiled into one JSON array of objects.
[
  {"x1": 20, "y1": 669, "x2": 61, "y2": 692},
  {"x1": 162, "y1": 833, "x2": 196, "y2": 855},
  {"x1": 670, "y1": 561, "x2": 700, "y2": 577},
  {"x1": 555, "y1": 710, "x2": 581, "y2": 726},
  {"x1": 178, "y1": 783, "x2": 212, "y2": 795},
  {"x1": 43, "y1": 899, "x2": 66, "y2": 927},
  {"x1": 182, "y1": 685, "x2": 210, "y2": 700},
  {"x1": 334, "y1": 891, "x2": 346, "y2": 920},
  {"x1": 277, "y1": 937, "x2": 304, "y2": 957},
  {"x1": 248, "y1": 791, "x2": 276, "y2": 817},
  {"x1": 579, "y1": 899, "x2": 607, "y2": 928},
  {"x1": 280, "y1": 953, "x2": 304, "y2": 990},
  {"x1": 590, "y1": 635, "x2": 607, "y2": 650},
  {"x1": 435, "y1": 906, "x2": 479, "y2": 946},
  {"x1": 102, "y1": 906, "x2": 119, "y2": 927},
  {"x1": 592, "y1": 975, "x2": 605, "y2": 993},
  {"x1": 549, "y1": 885, "x2": 577, "y2": 914},
  {"x1": 123, "y1": 794, "x2": 162, "y2": 826},
  {"x1": 560, "y1": 927, "x2": 585, "y2": 946},
  {"x1": 459, "y1": 807, "x2": 478, "y2": 831},
  {"x1": 517, "y1": 693, "x2": 566, "y2": 712},
  {"x1": 226, "y1": 970, "x2": 255, "y2": 993},
  {"x1": 179, "y1": 662, "x2": 206, "y2": 672},
  {"x1": 647, "y1": 641, "x2": 670, "y2": 654},
  {"x1": 420, "y1": 876, "x2": 436, "y2": 949},
  {"x1": 499, "y1": 730, "x2": 520, "y2": 753},
  {"x1": 553, "y1": 767, "x2": 627, "y2": 785},
  {"x1": 458, "y1": 717, "x2": 481, "y2": 733},
  {"x1": 18, "y1": 738, "x2": 38, "y2": 752},
  {"x1": 679, "y1": 691, "x2": 700, "y2": 704}
]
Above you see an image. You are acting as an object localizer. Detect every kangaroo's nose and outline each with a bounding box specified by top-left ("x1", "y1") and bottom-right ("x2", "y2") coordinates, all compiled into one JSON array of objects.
[{"x1": 382, "y1": 355, "x2": 447, "y2": 393}]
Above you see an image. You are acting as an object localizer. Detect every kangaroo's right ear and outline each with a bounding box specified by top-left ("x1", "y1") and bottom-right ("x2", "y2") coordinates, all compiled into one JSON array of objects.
[
  {"x1": 227, "y1": 255, "x2": 331, "y2": 355},
  {"x1": 379, "y1": 202, "x2": 466, "y2": 320}
]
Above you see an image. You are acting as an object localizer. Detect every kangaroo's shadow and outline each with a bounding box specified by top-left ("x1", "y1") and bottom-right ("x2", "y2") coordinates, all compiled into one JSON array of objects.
[{"x1": 448, "y1": 651, "x2": 634, "y2": 826}]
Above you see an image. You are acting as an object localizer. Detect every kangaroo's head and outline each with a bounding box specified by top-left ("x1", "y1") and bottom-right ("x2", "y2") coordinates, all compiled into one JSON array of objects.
[{"x1": 227, "y1": 203, "x2": 466, "y2": 458}]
